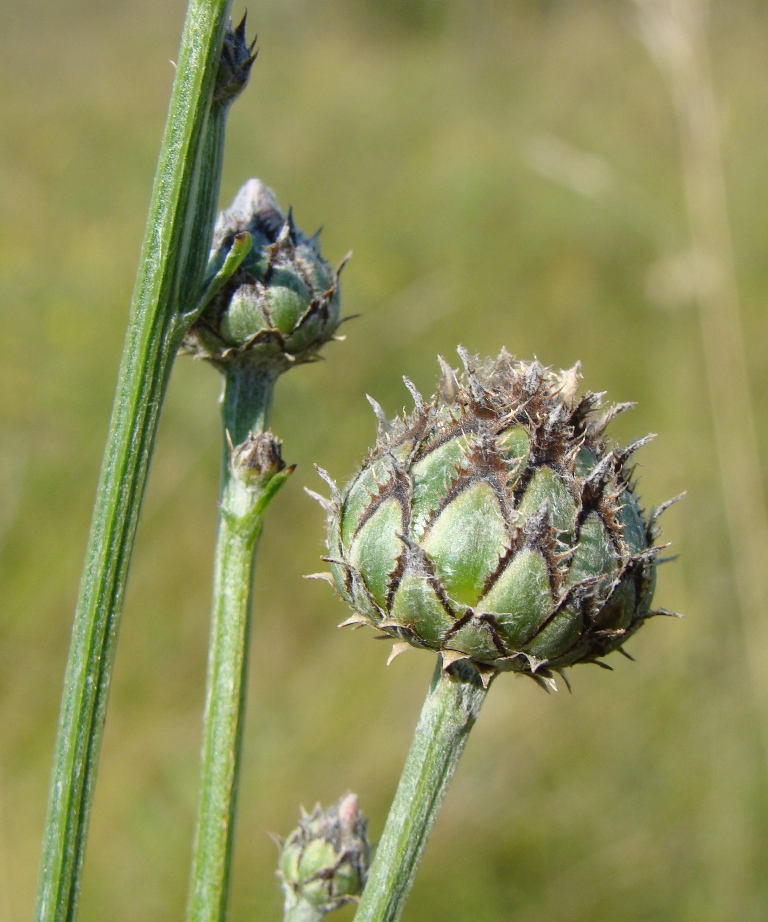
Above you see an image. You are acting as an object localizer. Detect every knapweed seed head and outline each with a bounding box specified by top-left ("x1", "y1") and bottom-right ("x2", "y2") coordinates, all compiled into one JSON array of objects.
[
  {"x1": 312, "y1": 350, "x2": 678, "y2": 688},
  {"x1": 184, "y1": 179, "x2": 345, "y2": 372},
  {"x1": 278, "y1": 794, "x2": 370, "y2": 913}
]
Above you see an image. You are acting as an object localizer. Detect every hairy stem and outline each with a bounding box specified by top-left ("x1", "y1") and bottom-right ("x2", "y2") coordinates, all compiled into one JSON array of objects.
[
  {"x1": 187, "y1": 365, "x2": 289, "y2": 922},
  {"x1": 354, "y1": 660, "x2": 489, "y2": 922},
  {"x1": 36, "y1": 3, "x2": 234, "y2": 920}
]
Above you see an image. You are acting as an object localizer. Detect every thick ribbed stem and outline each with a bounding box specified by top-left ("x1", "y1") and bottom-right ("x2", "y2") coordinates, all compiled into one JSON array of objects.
[
  {"x1": 35, "y1": 4, "x2": 233, "y2": 920},
  {"x1": 187, "y1": 365, "x2": 288, "y2": 922},
  {"x1": 353, "y1": 660, "x2": 489, "y2": 922}
]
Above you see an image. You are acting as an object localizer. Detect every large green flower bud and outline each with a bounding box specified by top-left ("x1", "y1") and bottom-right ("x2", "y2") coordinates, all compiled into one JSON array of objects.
[
  {"x1": 312, "y1": 350, "x2": 677, "y2": 688},
  {"x1": 278, "y1": 794, "x2": 371, "y2": 915},
  {"x1": 184, "y1": 179, "x2": 346, "y2": 372}
]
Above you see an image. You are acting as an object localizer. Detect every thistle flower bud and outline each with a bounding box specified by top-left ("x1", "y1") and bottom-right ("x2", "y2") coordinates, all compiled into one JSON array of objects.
[
  {"x1": 314, "y1": 350, "x2": 678, "y2": 688},
  {"x1": 214, "y1": 15, "x2": 257, "y2": 106},
  {"x1": 184, "y1": 179, "x2": 345, "y2": 372},
  {"x1": 278, "y1": 794, "x2": 370, "y2": 914}
]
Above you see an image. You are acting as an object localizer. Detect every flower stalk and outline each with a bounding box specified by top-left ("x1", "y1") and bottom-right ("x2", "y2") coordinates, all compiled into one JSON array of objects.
[
  {"x1": 187, "y1": 368, "x2": 292, "y2": 922},
  {"x1": 353, "y1": 659, "x2": 488, "y2": 922},
  {"x1": 184, "y1": 174, "x2": 346, "y2": 921},
  {"x1": 35, "y1": 6, "x2": 257, "y2": 920}
]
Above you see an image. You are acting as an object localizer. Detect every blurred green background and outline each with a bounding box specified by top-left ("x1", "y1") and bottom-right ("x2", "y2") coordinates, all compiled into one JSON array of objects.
[{"x1": 2, "y1": 0, "x2": 767, "y2": 919}]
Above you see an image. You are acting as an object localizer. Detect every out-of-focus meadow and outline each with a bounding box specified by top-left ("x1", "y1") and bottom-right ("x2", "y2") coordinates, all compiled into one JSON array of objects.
[{"x1": 2, "y1": 0, "x2": 768, "y2": 919}]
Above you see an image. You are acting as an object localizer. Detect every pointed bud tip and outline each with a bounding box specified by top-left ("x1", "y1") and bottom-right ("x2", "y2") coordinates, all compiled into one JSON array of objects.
[
  {"x1": 386, "y1": 641, "x2": 411, "y2": 665},
  {"x1": 366, "y1": 394, "x2": 391, "y2": 436},
  {"x1": 402, "y1": 376, "x2": 427, "y2": 412},
  {"x1": 437, "y1": 355, "x2": 459, "y2": 403},
  {"x1": 337, "y1": 793, "x2": 360, "y2": 829},
  {"x1": 304, "y1": 487, "x2": 333, "y2": 512},
  {"x1": 338, "y1": 614, "x2": 371, "y2": 628},
  {"x1": 305, "y1": 572, "x2": 335, "y2": 585}
]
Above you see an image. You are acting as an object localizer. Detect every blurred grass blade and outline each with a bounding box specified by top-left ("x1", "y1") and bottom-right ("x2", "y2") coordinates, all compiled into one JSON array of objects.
[
  {"x1": 36, "y1": 2, "x2": 233, "y2": 920},
  {"x1": 635, "y1": 0, "x2": 768, "y2": 736}
]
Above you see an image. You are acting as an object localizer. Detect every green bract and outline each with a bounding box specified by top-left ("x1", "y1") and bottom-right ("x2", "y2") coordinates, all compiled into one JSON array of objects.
[
  {"x1": 279, "y1": 794, "x2": 370, "y2": 914},
  {"x1": 315, "y1": 350, "x2": 674, "y2": 687},
  {"x1": 184, "y1": 178, "x2": 345, "y2": 371}
]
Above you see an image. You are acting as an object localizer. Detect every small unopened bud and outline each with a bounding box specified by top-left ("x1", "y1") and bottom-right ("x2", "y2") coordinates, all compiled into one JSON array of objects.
[
  {"x1": 185, "y1": 179, "x2": 346, "y2": 372},
  {"x1": 278, "y1": 793, "x2": 371, "y2": 914},
  {"x1": 230, "y1": 430, "x2": 286, "y2": 487},
  {"x1": 214, "y1": 14, "x2": 257, "y2": 106}
]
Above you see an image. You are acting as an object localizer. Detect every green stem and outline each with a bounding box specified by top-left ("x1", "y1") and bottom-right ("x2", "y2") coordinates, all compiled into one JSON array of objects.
[
  {"x1": 221, "y1": 362, "x2": 278, "y2": 447},
  {"x1": 354, "y1": 660, "x2": 489, "y2": 922},
  {"x1": 187, "y1": 365, "x2": 288, "y2": 922},
  {"x1": 36, "y1": 4, "x2": 233, "y2": 920},
  {"x1": 181, "y1": 94, "x2": 232, "y2": 316}
]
